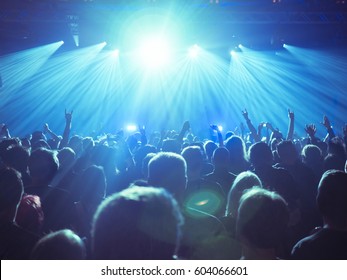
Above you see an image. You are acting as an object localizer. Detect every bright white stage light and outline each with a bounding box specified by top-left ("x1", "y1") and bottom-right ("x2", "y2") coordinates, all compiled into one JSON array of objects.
[
  {"x1": 218, "y1": 125, "x2": 223, "y2": 132},
  {"x1": 126, "y1": 124, "x2": 137, "y2": 132},
  {"x1": 138, "y1": 38, "x2": 171, "y2": 68},
  {"x1": 112, "y1": 49, "x2": 120, "y2": 57},
  {"x1": 188, "y1": 44, "x2": 200, "y2": 58}
]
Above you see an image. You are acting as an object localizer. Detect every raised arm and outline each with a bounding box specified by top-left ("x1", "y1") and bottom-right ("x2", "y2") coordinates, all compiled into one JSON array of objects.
[
  {"x1": 305, "y1": 124, "x2": 319, "y2": 145},
  {"x1": 59, "y1": 109, "x2": 73, "y2": 149},
  {"x1": 286, "y1": 109, "x2": 295, "y2": 140},
  {"x1": 321, "y1": 115, "x2": 335, "y2": 142},
  {"x1": 242, "y1": 109, "x2": 260, "y2": 142},
  {"x1": 177, "y1": 120, "x2": 190, "y2": 143}
]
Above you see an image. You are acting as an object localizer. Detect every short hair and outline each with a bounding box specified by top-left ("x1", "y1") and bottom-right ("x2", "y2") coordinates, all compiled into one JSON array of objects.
[
  {"x1": 302, "y1": 144, "x2": 322, "y2": 164},
  {"x1": 28, "y1": 148, "x2": 59, "y2": 184},
  {"x1": 57, "y1": 147, "x2": 75, "y2": 169},
  {"x1": 236, "y1": 187, "x2": 289, "y2": 249},
  {"x1": 92, "y1": 186, "x2": 184, "y2": 260},
  {"x1": 276, "y1": 140, "x2": 298, "y2": 162},
  {"x1": 148, "y1": 152, "x2": 187, "y2": 200},
  {"x1": 31, "y1": 229, "x2": 86, "y2": 260},
  {"x1": 1, "y1": 145, "x2": 30, "y2": 173},
  {"x1": 0, "y1": 167, "x2": 23, "y2": 212},
  {"x1": 225, "y1": 135, "x2": 247, "y2": 160},
  {"x1": 226, "y1": 171, "x2": 262, "y2": 217},
  {"x1": 181, "y1": 146, "x2": 204, "y2": 172},
  {"x1": 248, "y1": 142, "x2": 273, "y2": 167},
  {"x1": 317, "y1": 170, "x2": 347, "y2": 228}
]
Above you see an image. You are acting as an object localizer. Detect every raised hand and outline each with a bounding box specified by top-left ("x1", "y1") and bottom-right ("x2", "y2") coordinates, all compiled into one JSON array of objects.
[
  {"x1": 65, "y1": 109, "x2": 73, "y2": 123},
  {"x1": 321, "y1": 115, "x2": 331, "y2": 130},
  {"x1": 241, "y1": 109, "x2": 249, "y2": 121},
  {"x1": 305, "y1": 124, "x2": 316, "y2": 137},
  {"x1": 43, "y1": 123, "x2": 49, "y2": 133},
  {"x1": 210, "y1": 124, "x2": 220, "y2": 131},
  {"x1": 288, "y1": 109, "x2": 294, "y2": 120}
]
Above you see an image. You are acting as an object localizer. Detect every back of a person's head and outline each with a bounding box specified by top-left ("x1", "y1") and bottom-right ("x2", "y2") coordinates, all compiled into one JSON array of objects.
[
  {"x1": 0, "y1": 138, "x2": 21, "y2": 158},
  {"x1": 28, "y1": 148, "x2": 59, "y2": 184},
  {"x1": 15, "y1": 194, "x2": 44, "y2": 234},
  {"x1": 302, "y1": 144, "x2": 322, "y2": 165},
  {"x1": 236, "y1": 187, "x2": 289, "y2": 249},
  {"x1": 77, "y1": 165, "x2": 106, "y2": 205},
  {"x1": 328, "y1": 137, "x2": 346, "y2": 157},
  {"x1": 0, "y1": 167, "x2": 23, "y2": 215},
  {"x1": 204, "y1": 140, "x2": 218, "y2": 161},
  {"x1": 31, "y1": 229, "x2": 86, "y2": 260},
  {"x1": 225, "y1": 135, "x2": 247, "y2": 160},
  {"x1": 134, "y1": 144, "x2": 157, "y2": 166},
  {"x1": 161, "y1": 139, "x2": 181, "y2": 154},
  {"x1": 181, "y1": 145, "x2": 203, "y2": 173},
  {"x1": 212, "y1": 147, "x2": 230, "y2": 168},
  {"x1": 90, "y1": 145, "x2": 117, "y2": 170},
  {"x1": 148, "y1": 152, "x2": 187, "y2": 201},
  {"x1": 276, "y1": 140, "x2": 298, "y2": 164},
  {"x1": 142, "y1": 152, "x2": 157, "y2": 179},
  {"x1": 317, "y1": 170, "x2": 347, "y2": 229},
  {"x1": 68, "y1": 135, "x2": 84, "y2": 155},
  {"x1": 1, "y1": 144, "x2": 30, "y2": 173},
  {"x1": 31, "y1": 131, "x2": 46, "y2": 144},
  {"x1": 226, "y1": 171, "x2": 262, "y2": 217},
  {"x1": 57, "y1": 147, "x2": 76, "y2": 169},
  {"x1": 92, "y1": 186, "x2": 183, "y2": 260},
  {"x1": 248, "y1": 142, "x2": 273, "y2": 167}
]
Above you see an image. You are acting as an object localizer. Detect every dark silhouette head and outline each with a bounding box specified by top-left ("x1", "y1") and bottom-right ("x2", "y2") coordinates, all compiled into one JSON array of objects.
[
  {"x1": 31, "y1": 229, "x2": 86, "y2": 260},
  {"x1": 92, "y1": 186, "x2": 183, "y2": 260},
  {"x1": 317, "y1": 170, "x2": 347, "y2": 229},
  {"x1": 248, "y1": 142, "x2": 273, "y2": 168},
  {"x1": 28, "y1": 148, "x2": 59, "y2": 185}
]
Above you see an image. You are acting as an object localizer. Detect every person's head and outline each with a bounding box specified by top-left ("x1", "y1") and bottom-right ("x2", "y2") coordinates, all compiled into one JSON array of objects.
[
  {"x1": 225, "y1": 135, "x2": 247, "y2": 160},
  {"x1": 203, "y1": 140, "x2": 218, "y2": 162},
  {"x1": 248, "y1": 142, "x2": 273, "y2": 168},
  {"x1": 92, "y1": 186, "x2": 183, "y2": 260},
  {"x1": 57, "y1": 147, "x2": 76, "y2": 170},
  {"x1": 317, "y1": 170, "x2": 347, "y2": 230},
  {"x1": 148, "y1": 152, "x2": 187, "y2": 203},
  {"x1": 0, "y1": 167, "x2": 23, "y2": 221},
  {"x1": 68, "y1": 135, "x2": 84, "y2": 156},
  {"x1": 236, "y1": 188, "x2": 289, "y2": 253},
  {"x1": 226, "y1": 171, "x2": 263, "y2": 217},
  {"x1": 181, "y1": 146, "x2": 204, "y2": 178},
  {"x1": 142, "y1": 152, "x2": 156, "y2": 179},
  {"x1": 1, "y1": 144, "x2": 30, "y2": 173},
  {"x1": 302, "y1": 144, "x2": 323, "y2": 165},
  {"x1": 77, "y1": 165, "x2": 106, "y2": 207},
  {"x1": 161, "y1": 139, "x2": 181, "y2": 154},
  {"x1": 15, "y1": 194, "x2": 44, "y2": 234},
  {"x1": 31, "y1": 229, "x2": 86, "y2": 260},
  {"x1": 212, "y1": 147, "x2": 230, "y2": 169},
  {"x1": 134, "y1": 145, "x2": 157, "y2": 167},
  {"x1": 276, "y1": 140, "x2": 298, "y2": 165},
  {"x1": 28, "y1": 148, "x2": 59, "y2": 185}
]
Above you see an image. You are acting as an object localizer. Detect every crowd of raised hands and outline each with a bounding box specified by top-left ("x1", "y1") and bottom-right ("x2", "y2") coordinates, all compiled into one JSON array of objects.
[{"x1": 0, "y1": 107, "x2": 346, "y2": 260}]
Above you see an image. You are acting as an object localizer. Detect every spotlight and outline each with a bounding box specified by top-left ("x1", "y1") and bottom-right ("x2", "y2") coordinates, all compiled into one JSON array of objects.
[
  {"x1": 138, "y1": 38, "x2": 171, "y2": 68},
  {"x1": 112, "y1": 49, "x2": 120, "y2": 57},
  {"x1": 188, "y1": 44, "x2": 200, "y2": 58},
  {"x1": 126, "y1": 124, "x2": 137, "y2": 132}
]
